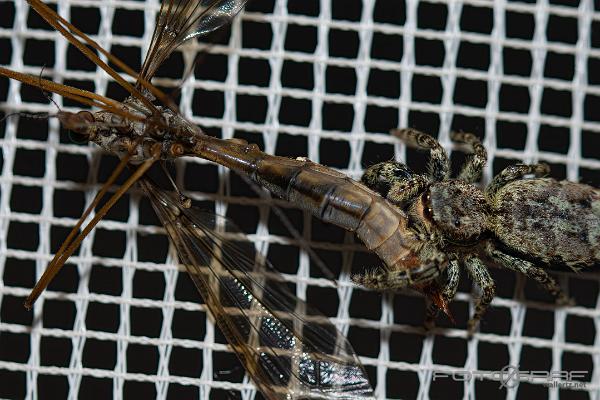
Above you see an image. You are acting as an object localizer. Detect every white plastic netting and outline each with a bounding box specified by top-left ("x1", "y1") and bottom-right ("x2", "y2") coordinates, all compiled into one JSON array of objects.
[{"x1": 1, "y1": 0, "x2": 599, "y2": 399}]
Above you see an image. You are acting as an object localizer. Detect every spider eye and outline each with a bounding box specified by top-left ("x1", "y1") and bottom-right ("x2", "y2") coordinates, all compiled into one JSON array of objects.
[
  {"x1": 422, "y1": 192, "x2": 434, "y2": 220},
  {"x1": 453, "y1": 218, "x2": 461, "y2": 227}
]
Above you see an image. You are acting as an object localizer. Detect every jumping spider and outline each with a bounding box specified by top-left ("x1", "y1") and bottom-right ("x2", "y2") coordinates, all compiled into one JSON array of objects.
[{"x1": 355, "y1": 128, "x2": 600, "y2": 334}]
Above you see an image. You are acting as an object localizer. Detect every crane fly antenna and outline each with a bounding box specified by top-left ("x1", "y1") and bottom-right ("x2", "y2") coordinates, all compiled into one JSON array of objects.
[
  {"x1": 0, "y1": 66, "x2": 63, "y2": 123},
  {"x1": 0, "y1": 111, "x2": 55, "y2": 123},
  {"x1": 24, "y1": 142, "x2": 159, "y2": 309}
]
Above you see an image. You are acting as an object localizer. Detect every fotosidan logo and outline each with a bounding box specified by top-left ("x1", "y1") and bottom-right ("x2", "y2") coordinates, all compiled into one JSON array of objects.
[{"x1": 432, "y1": 365, "x2": 588, "y2": 389}]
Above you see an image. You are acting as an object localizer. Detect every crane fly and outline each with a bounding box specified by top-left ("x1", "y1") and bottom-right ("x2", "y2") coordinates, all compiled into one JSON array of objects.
[
  {"x1": 1, "y1": 0, "x2": 376, "y2": 398},
  {"x1": 3, "y1": 0, "x2": 445, "y2": 307}
]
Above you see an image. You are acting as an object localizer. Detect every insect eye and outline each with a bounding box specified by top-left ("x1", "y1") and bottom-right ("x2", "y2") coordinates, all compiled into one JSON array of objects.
[
  {"x1": 77, "y1": 111, "x2": 94, "y2": 123},
  {"x1": 68, "y1": 130, "x2": 88, "y2": 144},
  {"x1": 453, "y1": 218, "x2": 461, "y2": 227}
]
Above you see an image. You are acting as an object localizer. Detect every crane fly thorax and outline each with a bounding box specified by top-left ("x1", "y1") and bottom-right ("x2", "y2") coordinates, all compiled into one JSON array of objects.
[{"x1": 59, "y1": 97, "x2": 198, "y2": 163}]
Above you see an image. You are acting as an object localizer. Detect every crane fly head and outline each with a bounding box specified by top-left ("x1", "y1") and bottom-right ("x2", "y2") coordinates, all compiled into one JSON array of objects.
[{"x1": 58, "y1": 110, "x2": 95, "y2": 143}]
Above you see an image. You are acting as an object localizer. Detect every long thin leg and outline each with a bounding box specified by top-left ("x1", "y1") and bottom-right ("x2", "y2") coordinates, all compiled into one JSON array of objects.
[
  {"x1": 485, "y1": 164, "x2": 550, "y2": 200},
  {"x1": 463, "y1": 256, "x2": 496, "y2": 335},
  {"x1": 28, "y1": 0, "x2": 159, "y2": 114},
  {"x1": 392, "y1": 128, "x2": 450, "y2": 181},
  {"x1": 42, "y1": 152, "x2": 133, "y2": 280},
  {"x1": 487, "y1": 246, "x2": 572, "y2": 306},
  {"x1": 424, "y1": 260, "x2": 460, "y2": 330},
  {"x1": 450, "y1": 132, "x2": 487, "y2": 183},
  {"x1": 24, "y1": 148, "x2": 160, "y2": 309}
]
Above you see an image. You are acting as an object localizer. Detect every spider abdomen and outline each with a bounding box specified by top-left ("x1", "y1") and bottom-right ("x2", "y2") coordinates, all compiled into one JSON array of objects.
[{"x1": 489, "y1": 178, "x2": 600, "y2": 269}]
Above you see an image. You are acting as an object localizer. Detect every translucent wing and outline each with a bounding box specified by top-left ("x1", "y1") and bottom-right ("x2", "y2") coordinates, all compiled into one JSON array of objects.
[
  {"x1": 139, "y1": 178, "x2": 374, "y2": 399},
  {"x1": 140, "y1": 0, "x2": 249, "y2": 81}
]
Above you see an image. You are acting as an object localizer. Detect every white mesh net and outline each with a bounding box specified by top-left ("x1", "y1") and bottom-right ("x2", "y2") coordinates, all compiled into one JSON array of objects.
[{"x1": 1, "y1": 0, "x2": 599, "y2": 399}]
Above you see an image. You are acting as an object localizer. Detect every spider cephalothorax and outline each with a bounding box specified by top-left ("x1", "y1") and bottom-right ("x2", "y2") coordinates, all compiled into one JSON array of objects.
[{"x1": 355, "y1": 128, "x2": 600, "y2": 334}]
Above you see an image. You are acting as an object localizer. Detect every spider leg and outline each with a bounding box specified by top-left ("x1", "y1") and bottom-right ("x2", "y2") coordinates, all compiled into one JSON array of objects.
[
  {"x1": 485, "y1": 163, "x2": 550, "y2": 200},
  {"x1": 351, "y1": 268, "x2": 412, "y2": 290},
  {"x1": 392, "y1": 128, "x2": 450, "y2": 181},
  {"x1": 463, "y1": 256, "x2": 496, "y2": 335},
  {"x1": 450, "y1": 132, "x2": 487, "y2": 183},
  {"x1": 424, "y1": 260, "x2": 460, "y2": 330},
  {"x1": 386, "y1": 175, "x2": 430, "y2": 207},
  {"x1": 352, "y1": 261, "x2": 442, "y2": 291},
  {"x1": 487, "y1": 245, "x2": 572, "y2": 306},
  {"x1": 351, "y1": 268, "x2": 398, "y2": 290},
  {"x1": 361, "y1": 161, "x2": 430, "y2": 207}
]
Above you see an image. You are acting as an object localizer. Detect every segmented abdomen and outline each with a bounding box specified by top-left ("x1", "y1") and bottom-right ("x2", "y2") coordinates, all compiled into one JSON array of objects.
[{"x1": 192, "y1": 135, "x2": 422, "y2": 271}]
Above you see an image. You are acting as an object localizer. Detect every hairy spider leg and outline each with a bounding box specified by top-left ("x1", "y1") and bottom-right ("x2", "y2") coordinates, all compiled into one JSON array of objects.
[
  {"x1": 361, "y1": 161, "x2": 429, "y2": 207},
  {"x1": 450, "y1": 132, "x2": 488, "y2": 183},
  {"x1": 351, "y1": 256, "x2": 443, "y2": 291},
  {"x1": 485, "y1": 164, "x2": 550, "y2": 201},
  {"x1": 463, "y1": 256, "x2": 496, "y2": 335},
  {"x1": 392, "y1": 128, "x2": 450, "y2": 181},
  {"x1": 357, "y1": 130, "x2": 451, "y2": 300},
  {"x1": 386, "y1": 174, "x2": 430, "y2": 207},
  {"x1": 486, "y1": 244, "x2": 572, "y2": 307}
]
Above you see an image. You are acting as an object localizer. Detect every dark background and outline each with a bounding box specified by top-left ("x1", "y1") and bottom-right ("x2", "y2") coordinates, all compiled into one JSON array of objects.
[{"x1": 1, "y1": 0, "x2": 599, "y2": 399}]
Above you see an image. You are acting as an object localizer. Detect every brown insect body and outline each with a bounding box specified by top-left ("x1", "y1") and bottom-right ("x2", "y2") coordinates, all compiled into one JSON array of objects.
[
  {"x1": 103, "y1": 114, "x2": 438, "y2": 283},
  {"x1": 192, "y1": 134, "x2": 440, "y2": 281},
  {"x1": 69, "y1": 102, "x2": 383, "y2": 398},
  {"x1": 73, "y1": 97, "x2": 195, "y2": 162},
  {"x1": 69, "y1": 94, "x2": 438, "y2": 285}
]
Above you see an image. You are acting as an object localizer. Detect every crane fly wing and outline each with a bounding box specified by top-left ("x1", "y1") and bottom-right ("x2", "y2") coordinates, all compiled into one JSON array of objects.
[
  {"x1": 140, "y1": 0, "x2": 249, "y2": 81},
  {"x1": 164, "y1": 0, "x2": 249, "y2": 39},
  {"x1": 139, "y1": 178, "x2": 374, "y2": 399}
]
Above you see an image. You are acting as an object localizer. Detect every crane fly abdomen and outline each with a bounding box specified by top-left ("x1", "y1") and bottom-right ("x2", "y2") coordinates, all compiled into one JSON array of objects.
[{"x1": 192, "y1": 134, "x2": 429, "y2": 275}]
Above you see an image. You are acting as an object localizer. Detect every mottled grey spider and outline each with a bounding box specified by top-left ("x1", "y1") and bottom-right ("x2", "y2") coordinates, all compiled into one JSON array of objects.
[{"x1": 355, "y1": 128, "x2": 600, "y2": 334}]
